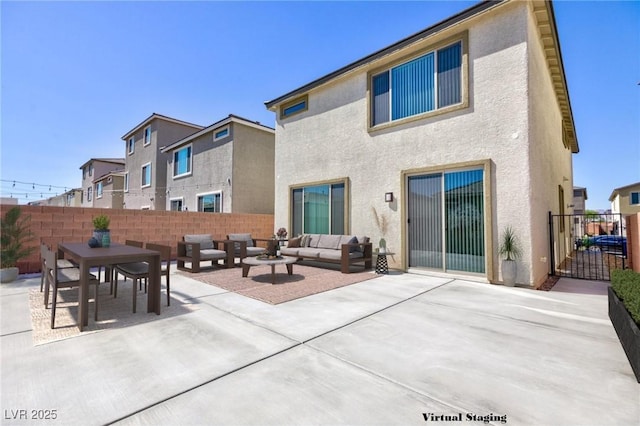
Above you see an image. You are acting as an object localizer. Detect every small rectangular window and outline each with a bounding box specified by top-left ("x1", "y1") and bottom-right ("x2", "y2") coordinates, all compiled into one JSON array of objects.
[
  {"x1": 142, "y1": 163, "x2": 152, "y2": 187},
  {"x1": 170, "y1": 199, "x2": 184, "y2": 211},
  {"x1": 144, "y1": 126, "x2": 151, "y2": 145},
  {"x1": 197, "y1": 192, "x2": 222, "y2": 213},
  {"x1": 631, "y1": 192, "x2": 640, "y2": 205},
  {"x1": 128, "y1": 137, "x2": 135, "y2": 154},
  {"x1": 96, "y1": 182, "x2": 103, "y2": 198},
  {"x1": 280, "y1": 95, "x2": 308, "y2": 119},
  {"x1": 124, "y1": 172, "x2": 129, "y2": 192},
  {"x1": 214, "y1": 127, "x2": 229, "y2": 141},
  {"x1": 87, "y1": 187, "x2": 93, "y2": 202}
]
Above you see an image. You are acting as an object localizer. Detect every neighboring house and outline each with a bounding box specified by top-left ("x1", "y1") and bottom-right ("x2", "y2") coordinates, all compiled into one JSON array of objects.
[
  {"x1": 160, "y1": 114, "x2": 275, "y2": 214},
  {"x1": 609, "y1": 181, "x2": 640, "y2": 236},
  {"x1": 265, "y1": 0, "x2": 579, "y2": 287},
  {"x1": 0, "y1": 197, "x2": 19, "y2": 205},
  {"x1": 92, "y1": 170, "x2": 125, "y2": 209},
  {"x1": 121, "y1": 113, "x2": 204, "y2": 210},
  {"x1": 79, "y1": 159, "x2": 125, "y2": 208},
  {"x1": 572, "y1": 186, "x2": 588, "y2": 238}
]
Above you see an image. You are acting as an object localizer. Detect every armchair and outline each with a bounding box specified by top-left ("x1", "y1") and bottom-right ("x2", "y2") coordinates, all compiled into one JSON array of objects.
[{"x1": 177, "y1": 234, "x2": 233, "y2": 273}]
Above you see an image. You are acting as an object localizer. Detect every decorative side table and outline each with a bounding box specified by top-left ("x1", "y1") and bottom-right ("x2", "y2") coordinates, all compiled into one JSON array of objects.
[{"x1": 375, "y1": 252, "x2": 394, "y2": 274}]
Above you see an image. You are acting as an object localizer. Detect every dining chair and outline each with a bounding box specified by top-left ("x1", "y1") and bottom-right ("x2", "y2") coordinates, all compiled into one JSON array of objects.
[
  {"x1": 39, "y1": 243, "x2": 75, "y2": 292},
  {"x1": 43, "y1": 246, "x2": 99, "y2": 329},
  {"x1": 113, "y1": 243, "x2": 171, "y2": 313},
  {"x1": 110, "y1": 240, "x2": 145, "y2": 292}
]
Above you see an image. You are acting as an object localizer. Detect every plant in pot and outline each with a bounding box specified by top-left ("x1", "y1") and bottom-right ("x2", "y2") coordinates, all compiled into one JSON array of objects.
[
  {"x1": 499, "y1": 226, "x2": 522, "y2": 287},
  {"x1": 1, "y1": 206, "x2": 36, "y2": 283},
  {"x1": 92, "y1": 214, "x2": 111, "y2": 248}
]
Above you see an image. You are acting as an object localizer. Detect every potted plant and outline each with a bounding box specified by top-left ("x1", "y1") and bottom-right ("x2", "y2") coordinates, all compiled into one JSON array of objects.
[
  {"x1": 499, "y1": 226, "x2": 522, "y2": 286},
  {"x1": 1, "y1": 206, "x2": 36, "y2": 283},
  {"x1": 92, "y1": 214, "x2": 111, "y2": 247}
]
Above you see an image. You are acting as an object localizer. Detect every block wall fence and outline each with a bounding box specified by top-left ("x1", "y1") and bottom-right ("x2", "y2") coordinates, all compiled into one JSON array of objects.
[{"x1": 1, "y1": 205, "x2": 274, "y2": 274}]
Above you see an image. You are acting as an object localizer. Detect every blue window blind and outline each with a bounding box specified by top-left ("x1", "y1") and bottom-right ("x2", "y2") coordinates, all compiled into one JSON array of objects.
[
  {"x1": 631, "y1": 192, "x2": 640, "y2": 205},
  {"x1": 174, "y1": 146, "x2": 191, "y2": 176},
  {"x1": 372, "y1": 72, "x2": 390, "y2": 125},
  {"x1": 283, "y1": 100, "x2": 306, "y2": 117},
  {"x1": 371, "y1": 41, "x2": 462, "y2": 126},
  {"x1": 392, "y1": 53, "x2": 434, "y2": 120},
  {"x1": 214, "y1": 128, "x2": 228, "y2": 140},
  {"x1": 438, "y1": 42, "x2": 462, "y2": 108}
]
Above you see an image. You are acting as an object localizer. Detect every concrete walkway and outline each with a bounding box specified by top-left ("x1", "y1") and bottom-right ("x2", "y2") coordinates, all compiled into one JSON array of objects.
[{"x1": 1, "y1": 269, "x2": 638, "y2": 425}]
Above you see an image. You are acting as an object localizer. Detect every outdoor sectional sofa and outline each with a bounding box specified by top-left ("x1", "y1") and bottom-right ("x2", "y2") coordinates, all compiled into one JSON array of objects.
[{"x1": 280, "y1": 234, "x2": 372, "y2": 274}]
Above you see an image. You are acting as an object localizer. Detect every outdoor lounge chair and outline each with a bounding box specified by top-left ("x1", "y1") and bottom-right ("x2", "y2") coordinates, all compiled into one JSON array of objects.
[
  {"x1": 177, "y1": 234, "x2": 233, "y2": 273},
  {"x1": 227, "y1": 233, "x2": 268, "y2": 263}
]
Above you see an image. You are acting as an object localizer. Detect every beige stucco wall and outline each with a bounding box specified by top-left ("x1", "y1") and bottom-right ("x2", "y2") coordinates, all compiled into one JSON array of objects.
[
  {"x1": 232, "y1": 124, "x2": 275, "y2": 214},
  {"x1": 273, "y1": 2, "x2": 571, "y2": 286},
  {"x1": 525, "y1": 2, "x2": 575, "y2": 287}
]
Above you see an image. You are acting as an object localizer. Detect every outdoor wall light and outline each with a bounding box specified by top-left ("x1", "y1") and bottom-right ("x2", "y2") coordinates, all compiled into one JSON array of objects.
[{"x1": 385, "y1": 192, "x2": 394, "y2": 202}]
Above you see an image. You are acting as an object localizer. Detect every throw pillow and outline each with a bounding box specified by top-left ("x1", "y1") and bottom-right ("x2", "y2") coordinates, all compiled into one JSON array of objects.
[
  {"x1": 347, "y1": 236, "x2": 358, "y2": 253},
  {"x1": 288, "y1": 237, "x2": 301, "y2": 248}
]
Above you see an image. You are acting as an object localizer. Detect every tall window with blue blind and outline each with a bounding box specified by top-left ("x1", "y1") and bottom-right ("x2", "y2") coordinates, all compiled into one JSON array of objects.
[
  {"x1": 291, "y1": 182, "x2": 345, "y2": 236},
  {"x1": 173, "y1": 146, "x2": 192, "y2": 177},
  {"x1": 372, "y1": 41, "x2": 462, "y2": 126}
]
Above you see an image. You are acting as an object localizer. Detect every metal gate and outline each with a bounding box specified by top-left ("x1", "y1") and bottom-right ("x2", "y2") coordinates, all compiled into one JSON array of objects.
[{"x1": 549, "y1": 212, "x2": 627, "y2": 281}]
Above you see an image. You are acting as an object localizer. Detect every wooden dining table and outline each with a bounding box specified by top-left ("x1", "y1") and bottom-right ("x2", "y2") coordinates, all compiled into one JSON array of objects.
[{"x1": 57, "y1": 242, "x2": 161, "y2": 331}]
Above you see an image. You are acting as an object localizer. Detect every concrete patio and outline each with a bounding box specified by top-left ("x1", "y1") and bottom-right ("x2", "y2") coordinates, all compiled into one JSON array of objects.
[{"x1": 1, "y1": 267, "x2": 638, "y2": 425}]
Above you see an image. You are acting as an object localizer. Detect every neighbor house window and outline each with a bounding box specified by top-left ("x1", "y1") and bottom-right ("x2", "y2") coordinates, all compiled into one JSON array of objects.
[
  {"x1": 214, "y1": 127, "x2": 229, "y2": 141},
  {"x1": 197, "y1": 192, "x2": 222, "y2": 213},
  {"x1": 124, "y1": 172, "x2": 129, "y2": 192},
  {"x1": 173, "y1": 145, "x2": 192, "y2": 177},
  {"x1": 144, "y1": 126, "x2": 151, "y2": 145},
  {"x1": 170, "y1": 199, "x2": 184, "y2": 211},
  {"x1": 371, "y1": 40, "x2": 462, "y2": 126},
  {"x1": 87, "y1": 187, "x2": 92, "y2": 202},
  {"x1": 291, "y1": 181, "x2": 345, "y2": 236},
  {"x1": 128, "y1": 137, "x2": 135, "y2": 154},
  {"x1": 631, "y1": 192, "x2": 640, "y2": 205},
  {"x1": 89, "y1": 164, "x2": 93, "y2": 176},
  {"x1": 280, "y1": 95, "x2": 308, "y2": 119},
  {"x1": 141, "y1": 163, "x2": 152, "y2": 188},
  {"x1": 96, "y1": 182, "x2": 103, "y2": 198}
]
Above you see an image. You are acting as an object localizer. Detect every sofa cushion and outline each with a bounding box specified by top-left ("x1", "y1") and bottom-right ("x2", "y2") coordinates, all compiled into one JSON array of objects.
[
  {"x1": 200, "y1": 249, "x2": 227, "y2": 261},
  {"x1": 306, "y1": 234, "x2": 321, "y2": 248},
  {"x1": 317, "y1": 234, "x2": 342, "y2": 249},
  {"x1": 320, "y1": 249, "x2": 364, "y2": 261},
  {"x1": 280, "y1": 247, "x2": 299, "y2": 256},
  {"x1": 245, "y1": 247, "x2": 266, "y2": 257},
  {"x1": 296, "y1": 248, "x2": 322, "y2": 258},
  {"x1": 184, "y1": 234, "x2": 214, "y2": 256},
  {"x1": 228, "y1": 233, "x2": 254, "y2": 248}
]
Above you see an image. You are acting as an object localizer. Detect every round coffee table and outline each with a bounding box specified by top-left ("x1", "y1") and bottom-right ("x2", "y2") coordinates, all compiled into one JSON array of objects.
[{"x1": 241, "y1": 256, "x2": 297, "y2": 284}]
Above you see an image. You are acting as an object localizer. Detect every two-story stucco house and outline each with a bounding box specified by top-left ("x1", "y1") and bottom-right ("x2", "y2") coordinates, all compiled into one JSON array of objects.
[
  {"x1": 265, "y1": 0, "x2": 579, "y2": 287},
  {"x1": 121, "y1": 113, "x2": 204, "y2": 210},
  {"x1": 159, "y1": 114, "x2": 275, "y2": 213},
  {"x1": 92, "y1": 170, "x2": 126, "y2": 209},
  {"x1": 79, "y1": 158, "x2": 125, "y2": 208},
  {"x1": 609, "y1": 181, "x2": 640, "y2": 236}
]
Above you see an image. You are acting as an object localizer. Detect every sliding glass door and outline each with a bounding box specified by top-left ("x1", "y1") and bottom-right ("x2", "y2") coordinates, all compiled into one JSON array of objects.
[{"x1": 408, "y1": 169, "x2": 485, "y2": 273}]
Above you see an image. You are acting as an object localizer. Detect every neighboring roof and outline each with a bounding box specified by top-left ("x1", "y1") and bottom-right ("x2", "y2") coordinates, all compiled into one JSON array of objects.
[
  {"x1": 264, "y1": 0, "x2": 578, "y2": 153},
  {"x1": 573, "y1": 186, "x2": 588, "y2": 200},
  {"x1": 79, "y1": 158, "x2": 125, "y2": 170},
  {"x1": 160, "y1": 114, "x2": 275, "y2": 153},
  {"x1": 93, "y1": 169, "x2": 126, "y2": 184},
  {"x1": 121, "y1": 113, "x2": 204, "y2": 140},
  {"x1": 608, "y1": 181, "x2": 640, "y2": 201}
]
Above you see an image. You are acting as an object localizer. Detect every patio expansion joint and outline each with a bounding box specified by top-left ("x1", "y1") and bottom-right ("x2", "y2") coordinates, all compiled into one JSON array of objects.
[{"x1": 107, "y1": 279, "x2": 459, "y2": 424}]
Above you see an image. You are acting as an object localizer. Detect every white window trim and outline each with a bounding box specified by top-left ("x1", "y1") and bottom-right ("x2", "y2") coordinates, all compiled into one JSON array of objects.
[
  {"x1": 170, "y1": 197, "x2": 185, "y2": 211},
  {"x1": 96, "y1": 182, "x2": 103, "y2": 199},
  {"x1": 196, "y1": 190, "x2": 223, "y2": 213},
  {"x1": 173, "y1": 144, "x2": 193, "y2": 179},
  {"x1": 128, "y1": 137, "x2": 135, "y2": 154},
  {"x1": 213, "y1": 126, "x2": 229, "y2": 141},
  {"x1": 124, "y1": 171, "x2": 129, "y2": 193},
  {"x1": 141, "y1": 162, "x2": 152, "y2": 188},
  {"x1": 144, "y1": 126, "x2": 151, "y2": 146}
]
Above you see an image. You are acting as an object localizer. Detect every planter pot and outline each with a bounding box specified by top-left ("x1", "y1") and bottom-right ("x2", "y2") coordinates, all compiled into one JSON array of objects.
[
  {"x1": 93, "y1": 230, "x2": 111, "y2": 248},
  {"x1": 608, "y1": 286, "x2": 640, "y2": 382},
  {"x1": 501, "y1": 259, "x2": 517, "y2": 286},
  {"x1": 0, "y1": 267, "x2": 19, "y2": 283}
]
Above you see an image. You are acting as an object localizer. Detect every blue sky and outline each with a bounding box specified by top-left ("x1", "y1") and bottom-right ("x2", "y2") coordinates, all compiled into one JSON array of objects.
[{"x1": 1, "y1": 0, "x2": 638, "y2": 210}]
